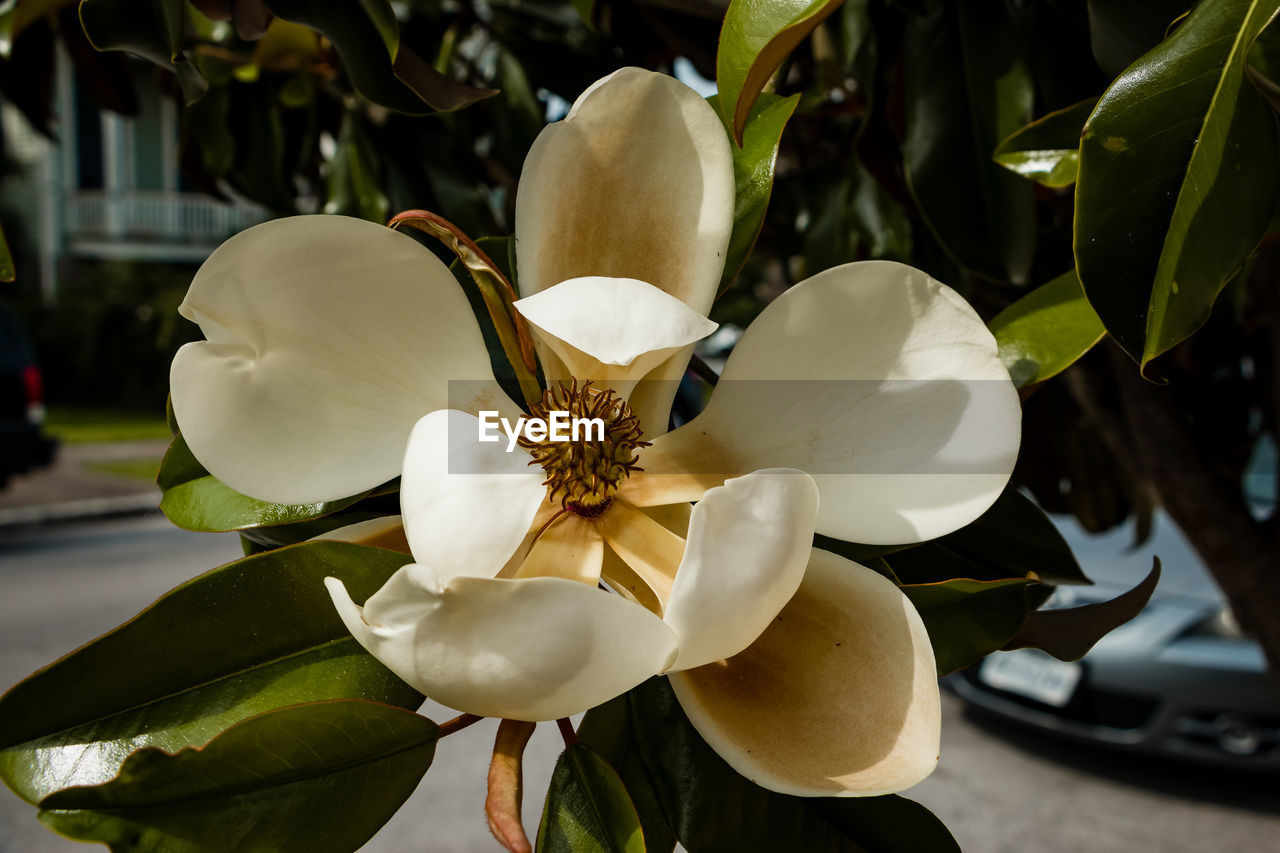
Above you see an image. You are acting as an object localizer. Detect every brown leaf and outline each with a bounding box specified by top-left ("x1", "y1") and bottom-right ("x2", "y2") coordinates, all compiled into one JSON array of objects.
[{"x1": 1004, "y1": 559, "x2": 1161, "y2": 661}]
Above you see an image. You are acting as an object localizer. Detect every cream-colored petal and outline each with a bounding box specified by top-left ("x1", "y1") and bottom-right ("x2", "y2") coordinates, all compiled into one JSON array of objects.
[
  {"x1": 310, "y1": 516, "x2": 411, "y2": 554},
  {"x1": 642, "y1": 261, "x2": 1021, "y2": 544},
  {"x1": 400, "y1": 410, "x2": 549, "y2": 581},
  {"x1": 626, "y1": 344, "x2": 696, "y2": 437},
  {"x1": 514, "y1": 68, "x2": 734, "y2": 316},
  {"x1": 669, "y1": 548, "x2": 940, "y2": 797},
  {"x1": 513, "y1": 513, "x2": 604, "y2": 585},
  {"x1": 514, "y1": 277, "x2": 717, "y2": 392},
  {"x1": 172, "y1": 215, "x2": 511, "y2": 505},
  {"x1": 325, "y1": 565, "x2": 678, "y2": 721},
  {"x1": 596, "y1": 500, "x2": 686, "y2": 610},
  {"x1": 664, "y1": 470, "x2": 818, "y2": 671}
]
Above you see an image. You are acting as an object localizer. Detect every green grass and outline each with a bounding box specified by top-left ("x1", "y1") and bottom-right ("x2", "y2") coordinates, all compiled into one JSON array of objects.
[
  {"x1": 45, "y1": 407, "x2": 172, "y2": 444},
  {"x1": 83, "y1": 457, "x2": 163, "y2": 483}
]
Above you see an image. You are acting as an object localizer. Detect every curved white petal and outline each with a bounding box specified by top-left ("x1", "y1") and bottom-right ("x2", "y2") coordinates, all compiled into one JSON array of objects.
[
  {"x1": 326, "y1": 565, "x2": 678, "y2": 721},
  {"x1": 514, "y1": 68, "x2": 734, "y2": 316},
  {"x1": 310, "y1": 515, "x2": 410, "y2": 553},
  {"x1": 400, "y1": 410, "x2": 549, "y2": 581},
  {"x1": 669, "y1": 548, "x2": 940, "y2": 797},
  {"x1": 172, "y1": 215, "x2": 511, "y2": 504},
  {"x1": 663, "y1": 470, "x2": 818, "y2": 671},
  {"x1": 514, "y1": 277, "x2": 717, "y2": 388},
  {"x1": 643, "y1": 261, "x2": 1021, "y2": 544}
]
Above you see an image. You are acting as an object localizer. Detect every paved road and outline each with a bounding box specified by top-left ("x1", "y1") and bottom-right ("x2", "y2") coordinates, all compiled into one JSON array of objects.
[{"x1": 1, "y1": 516, "x2": 1278, "y2": 852}]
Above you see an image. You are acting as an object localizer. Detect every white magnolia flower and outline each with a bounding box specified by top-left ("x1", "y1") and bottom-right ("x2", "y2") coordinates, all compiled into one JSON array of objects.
[{"x1": 170, "y1": 68, "x2": 1021, "y2": 797}]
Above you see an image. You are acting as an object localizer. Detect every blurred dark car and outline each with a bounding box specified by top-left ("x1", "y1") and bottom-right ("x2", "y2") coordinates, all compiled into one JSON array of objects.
[
  {"x1": 0, "y1": 303, "x2": 56, "y2": 488},
  {"x1": 950, "y1": 516, "x2": 1280, "y2": 770}
]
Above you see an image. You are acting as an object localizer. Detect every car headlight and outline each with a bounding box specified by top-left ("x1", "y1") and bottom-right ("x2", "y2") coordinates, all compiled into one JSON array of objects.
[{"x1": 1194, "y1": 605, "x2": 1246, "y2": 639}]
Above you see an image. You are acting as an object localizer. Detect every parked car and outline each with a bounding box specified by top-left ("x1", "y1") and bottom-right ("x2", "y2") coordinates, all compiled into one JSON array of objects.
[
  {"x1": 950, "y1": 514, "x2": 1280, "y2": 769},
  {"x1": 0, "y1": 303, "x2": 56, "y2": 488}
]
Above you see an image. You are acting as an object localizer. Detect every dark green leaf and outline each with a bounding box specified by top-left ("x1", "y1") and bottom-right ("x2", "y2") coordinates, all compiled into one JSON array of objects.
[
  {"x1": 578, "y1": 696, "x2": 677, "y2": 853},
  {"x1": 993, "y1": 98, "x2": 1097, "y2": 188},
  {"x1": 1086, "y1": 0, "x2": 1191, "y2": 77},
  {"x1": 0, "y1": 541, "x2": 419, "y2": 804},
  {"x1": 848, "y1": 162, "x2": 912, "y2": 261},
  {"x1": 157, "y1": 434, "x2": 374, "y2": 532},
  {"x1": 78, "y1": 0, "x2": 208, "y2": 103},
  {"x1": 626, "y1": 677, "x2": 959, "y2": 852},
  {"x1": 0, "y1": 220, "x2": 13, "y2": 281},
  {"x1": 716, "y1": 0, "x2": 844, "y2": 144},
  {"x1": 537, "y1": 743, "x2": 646, "y2": 853},
  {"x1": 324, "y1": 109, "x2": 388, "y2": 222},
  {"x1": 1006, "y1": 559, "x2": 1161, "y2": 661},
  {"x1": 882, "y1": 488, "x2": 1092, "y2": 587},
  {"x1": 901, "y1": 577, "x2": 1034, "y2": 675},
  {"x1": 1075, "y1": 0, "x2": 1280, "y2": 369},
  {"x1": 708, "y1": 91, "x2": 800, "y2": 296},
  {"x1": 989, "y1": 269, "x2": 1106, "y2": 387},
  {"x1": 39, "y1": 700, "x2": 437, "y2": 853},
  {"x1": 1248, "y1": 13, "x2": 1280, "y2": 109},
  {"x1": 263, "y1": 0, "x2": 495, "y2": 114},
  {"x1": 903, "y1": 1, "x2": 1036, "y2": 283}
]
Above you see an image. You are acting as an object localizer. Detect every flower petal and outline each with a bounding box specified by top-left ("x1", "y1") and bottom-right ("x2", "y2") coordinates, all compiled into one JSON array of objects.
[
  {"x1": 640, "y1": 261, "x2": 1021, "y2": 544},
  {"x1": 311, "y1": 516, "x2": 411, "y2": 554},
  {"x1": 514, "y1": 277, "x2": 717, "y2": 390},
  {"x1": 514, "y1": 67, "x2": 734, "y2": 316},
  {"x1": 663, "y1": 469, "x2": 818, "y2": 671},
  {"x1": 172, "y1": 215, "x2": 511, "y2": 505},
  {"x1": 669, "y1": 548, "x2": 940, "y2": 797},
  {"x1": 326, "y1": 565, "x2": 678, "y2": 721},
  {"x1": 513, "y1": 513, "x2": 604, "y2": 585},
  {"x1": 400, "y1": 409, "x2": 549, "y2": 581}
]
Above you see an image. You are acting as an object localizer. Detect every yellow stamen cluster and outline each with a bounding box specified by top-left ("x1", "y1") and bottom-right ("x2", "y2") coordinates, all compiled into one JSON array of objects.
[{"x1": 519, "y1": 380, "x2": 649, "y2": 517}]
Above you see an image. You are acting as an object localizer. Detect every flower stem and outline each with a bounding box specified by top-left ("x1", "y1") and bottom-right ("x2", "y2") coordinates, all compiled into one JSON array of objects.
[
  {"x1": 388, "y1": 209, "x2": 542, "y2": 410},
  {"x1": 438, "y1": 713, "x2": 484, "y2": 737},
  {"x1": 555, "y1": 717, "x2": 578, "y2": 747}
]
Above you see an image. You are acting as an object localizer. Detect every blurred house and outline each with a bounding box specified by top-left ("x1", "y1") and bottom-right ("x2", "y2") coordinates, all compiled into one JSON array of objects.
[{"x1": 0, "y1": 48, "x2": 264, "y2": 300}]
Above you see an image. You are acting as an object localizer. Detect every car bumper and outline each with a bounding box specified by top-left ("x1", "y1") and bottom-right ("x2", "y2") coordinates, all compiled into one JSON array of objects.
[{"x1": 949, "y1": 600, "x2": 1280, "y2": 769}]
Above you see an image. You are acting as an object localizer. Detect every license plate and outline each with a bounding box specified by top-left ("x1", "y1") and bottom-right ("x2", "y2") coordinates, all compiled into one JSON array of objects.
[{"x1": 979, "y1": 649, "x2": 1082, "y2": 707}]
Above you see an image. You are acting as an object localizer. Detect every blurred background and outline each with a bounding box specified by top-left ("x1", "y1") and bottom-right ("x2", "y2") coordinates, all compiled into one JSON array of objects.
[{"x1": 1, "y1": 1, "x2": 1278, "y2": 850}]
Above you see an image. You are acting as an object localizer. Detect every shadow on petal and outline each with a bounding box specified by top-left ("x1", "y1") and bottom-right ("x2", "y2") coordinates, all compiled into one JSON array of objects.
[{"x1": 669, "y1": 548, "x2": 940, "y2": 797}]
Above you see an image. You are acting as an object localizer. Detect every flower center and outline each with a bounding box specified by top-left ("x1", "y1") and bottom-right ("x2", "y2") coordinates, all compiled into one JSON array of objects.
[{"x1": 519, "y1": 380, "x2": 649, "y2": 518}]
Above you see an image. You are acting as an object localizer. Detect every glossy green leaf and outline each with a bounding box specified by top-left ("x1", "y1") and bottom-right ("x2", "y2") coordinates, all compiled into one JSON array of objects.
[
  {"x1": 537, "y1": 744, "x2": 646, "y2": 853},
  {"x1": 903, "y1": 1, "x2": 1036, "y2": 283},
  {"x1": 78, "y1": 0, "x2": 208, "y2": 103},
  {"x1": 157, "y1": 434, "x2": 374, "y2": 531},
  {"x1": 623, "y1": 678, "x2": 959, "y2": 852},
  {"x1": 716, "y1": 0, "x2": 844, "y2": 144},
  {"x1": 0, "y1": 541, "x2": 419, "y2": 804},
  {"x1": 1006, "y1": 559, "x2": 1162, "y2": 661},
  {"x1": 990, "y1": 269, "x2": 1107, "y2": 387},
  {"x1": 708, "y1": 91, "x2": 800, "y2": 295},
  {"x1": 1075, "y1": 0, "x2": 1280, "y2": 370},
  {"x1": 901, "y1": 577, "x2": 1035, "y2": 675},
  {"x1": 993, "y1": 98, "x2": 1097, "y2": 188},
  {"x1": 263, "y1": 0, "x2": 495, "y2": 114},
  {"x1": 881, "y1": 488, "x2": 1092, "y2": 588},
  {"x1": 39, "y1": 700, "x2": 437, "y2": 853},
  {"x1": 0, "y1": 220, "x2": 13, "y2": 281}
]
